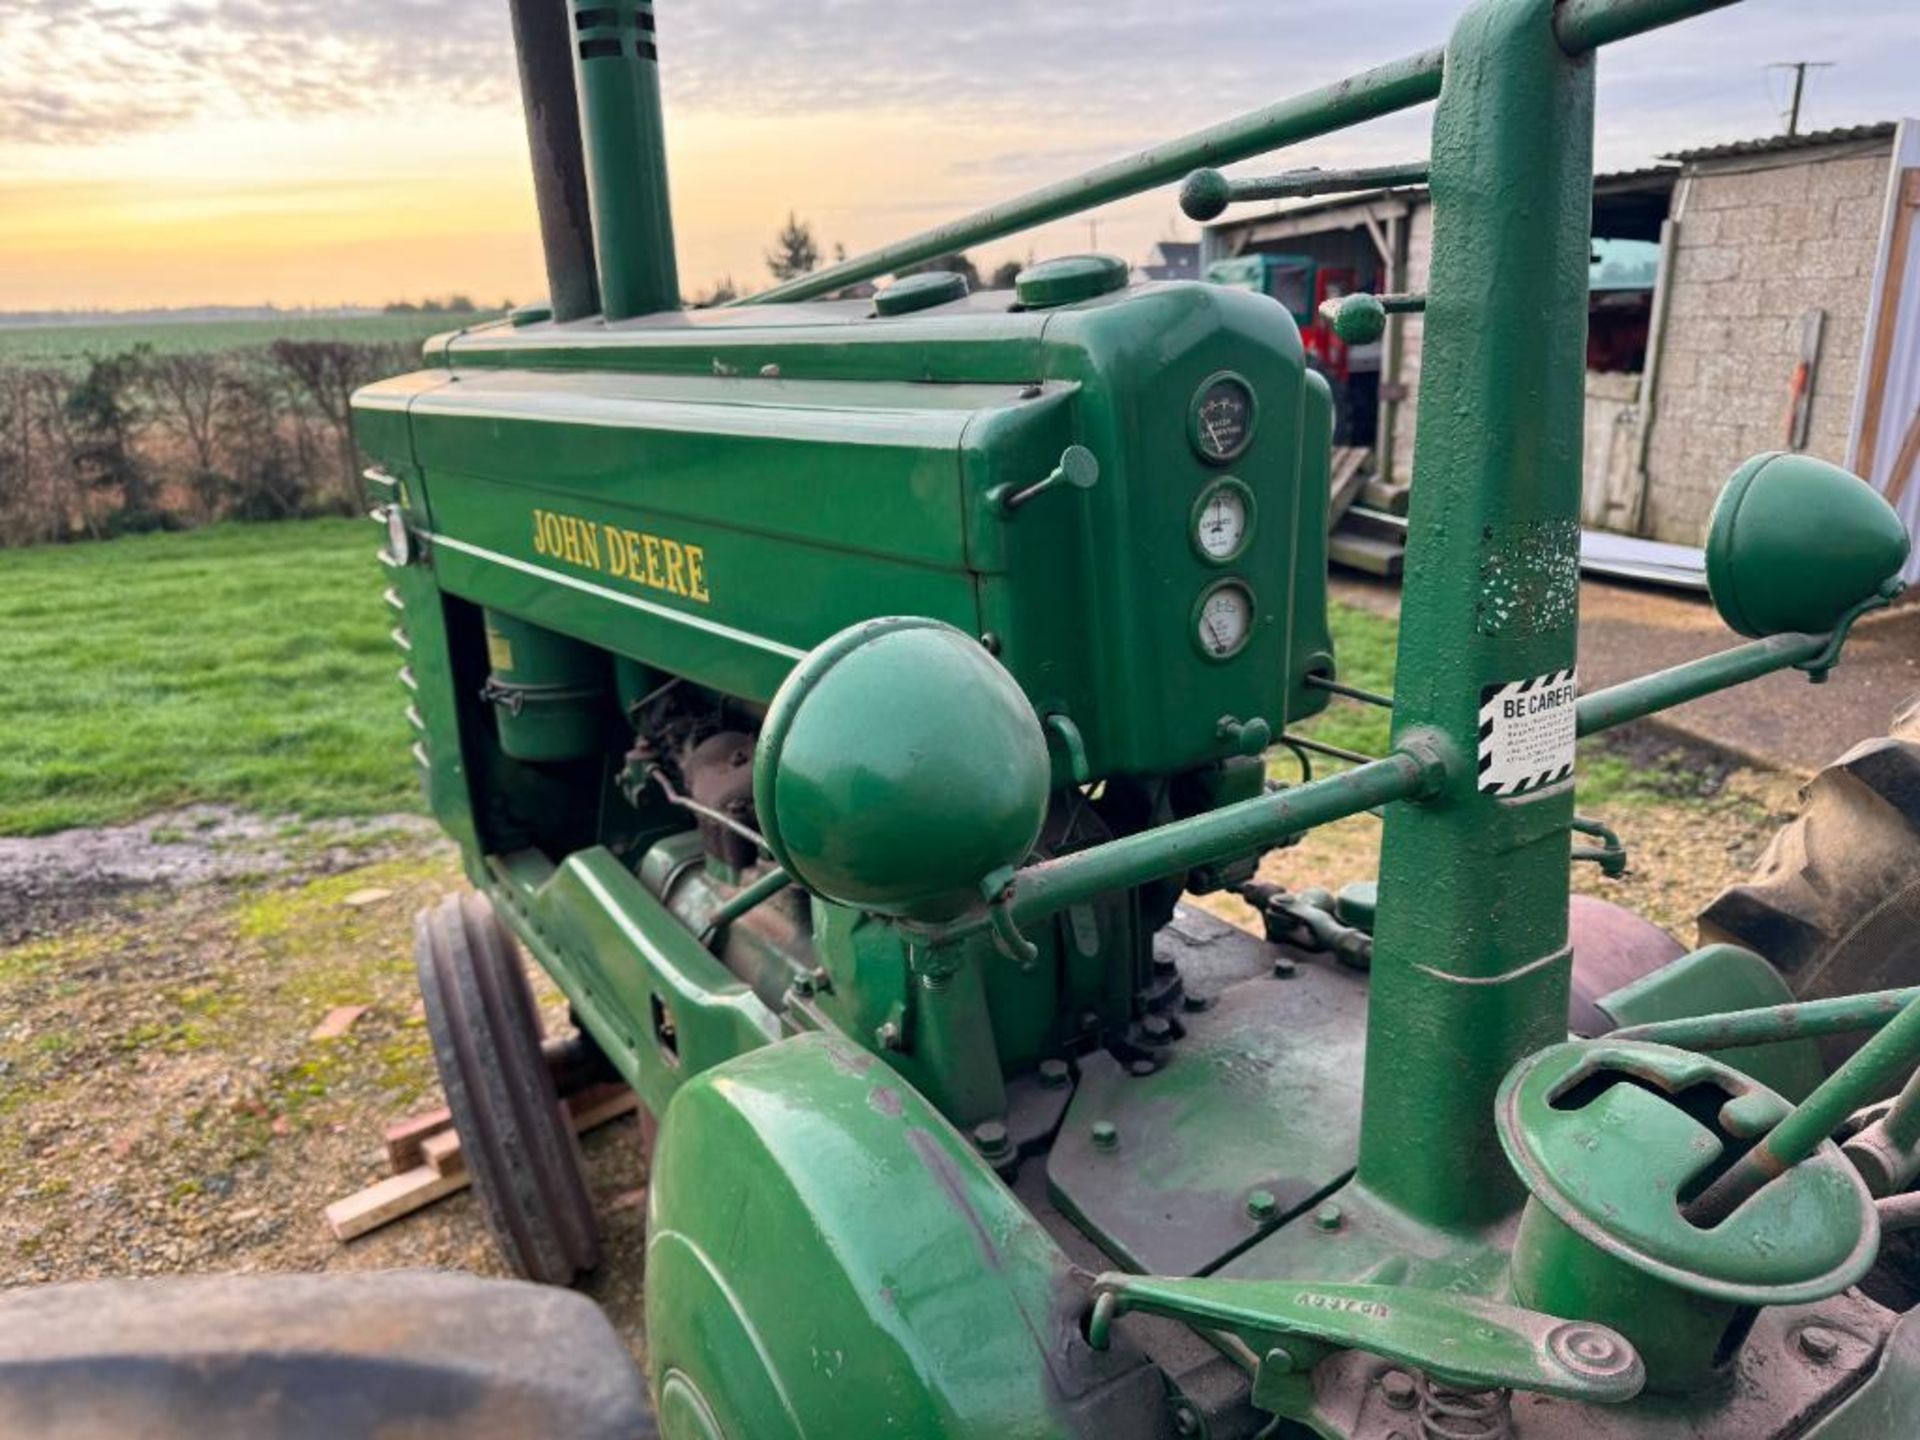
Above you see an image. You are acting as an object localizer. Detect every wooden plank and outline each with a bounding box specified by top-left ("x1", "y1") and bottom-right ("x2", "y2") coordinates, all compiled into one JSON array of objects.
[
  {"x1": 1857, "y1": 169, "x2": 1920, "y2": 482},
  {"x1": 421, "y1": 1129, "x2": 466, "y2": 1177},
  {"x1": 1784, "y1": 308, "x2": 1825, "y2": 452},
  {"x1": 325, "y1": 1166, "x2": 469, "y2": 1242},
  {"x1": 1327, "y1": 447, "x2": 1372, "y2": 526},
  {"x1": 1360, "y1": 478, "x2": 1410, "y2": 515},
  {"x1": 331, "y1": 1085, "x2": 642, "y2": 1244},
  {"x1": 1887, "y1": 405, "x2": 1920, "y2": 510},
  {"x1": 1329, "y1": 531, "x2": 1406, "y2": 578},
  {"x1": 384, "y1": 1106, "x2": 454, "y2": 1174}
]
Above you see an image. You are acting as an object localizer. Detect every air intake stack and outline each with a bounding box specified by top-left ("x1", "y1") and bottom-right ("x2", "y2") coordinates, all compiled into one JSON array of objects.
[{"x1": 568, "y1": 0, "x2": 681, "y2": 319}]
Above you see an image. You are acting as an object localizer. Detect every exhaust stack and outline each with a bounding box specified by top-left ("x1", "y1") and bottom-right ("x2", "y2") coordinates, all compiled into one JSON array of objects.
[
  {"x1": 507, "y1": 0, "x2": 599, "y2": 322},
  {"x1": 569, "y1": 0, "x2": 682, "y2": 319}
]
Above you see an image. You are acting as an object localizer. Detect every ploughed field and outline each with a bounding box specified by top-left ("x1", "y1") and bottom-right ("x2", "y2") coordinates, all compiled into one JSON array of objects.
[
  {"x1": 0, "y1": 518, "x2": 1800, "y2": 1335},
  {"x1": 0, "y1": 314, "x2": 457, "y2": 371}
]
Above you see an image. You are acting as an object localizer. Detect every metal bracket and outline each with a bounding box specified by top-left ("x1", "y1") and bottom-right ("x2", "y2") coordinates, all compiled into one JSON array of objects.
[
  {"x1": 1794, "y1": 579, "x2": 1905, "y2": 682},
  {"x1": 1086, "y1": 1273, "x2": 1644, "y2": 1410}
]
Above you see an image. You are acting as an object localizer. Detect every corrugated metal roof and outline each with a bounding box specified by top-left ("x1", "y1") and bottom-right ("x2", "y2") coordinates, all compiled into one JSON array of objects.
[
  {"x1": 1208, "y1": 164, "x2": 1676, "y2": 237},
  {"x1": 1664, "y1": 122, "x2": 1896, "y2": 164}
]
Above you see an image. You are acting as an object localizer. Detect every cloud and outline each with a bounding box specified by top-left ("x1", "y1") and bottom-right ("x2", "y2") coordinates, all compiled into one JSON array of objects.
[{"x1": 5, "y1": 0, "x2": 1916, "y2": 161}]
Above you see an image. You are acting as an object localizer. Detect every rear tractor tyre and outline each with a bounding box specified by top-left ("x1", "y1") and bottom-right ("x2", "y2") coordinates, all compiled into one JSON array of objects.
[
  {"x1": 1700, "y1": 702, "x2": 1920, "y2": 1069},
  {"x1": 415, "y1": 891, "x2": 601, "y2": 1284}
]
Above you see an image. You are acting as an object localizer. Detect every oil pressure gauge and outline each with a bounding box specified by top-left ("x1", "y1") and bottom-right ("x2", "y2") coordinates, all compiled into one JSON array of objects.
[
  {"x1": 1193, "y1": 580, "x2": 1255, "y2": 660},
  {"x1": 1192, "y1": 478, "x2": 1254, "y2": 563},
  {"x1": 1190, "y1": 372, "x2": 1256, "y2": 464}
]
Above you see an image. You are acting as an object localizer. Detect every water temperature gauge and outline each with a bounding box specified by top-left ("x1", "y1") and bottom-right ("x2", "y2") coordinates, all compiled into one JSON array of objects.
[
  {"x1": 1190, "y1": 373, "x2": 1256, "y2": 464},
  {"x1": 1193, "y1": 581, "x2": 1255, "y2": 660},
  {"x1": 1192, "y1": 478, "x2": 1253, "y2": 563}
]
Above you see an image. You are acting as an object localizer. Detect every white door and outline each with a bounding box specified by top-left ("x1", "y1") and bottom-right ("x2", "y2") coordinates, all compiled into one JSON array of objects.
[{"x1": 1848, "y1": 120, "x2": 1920, "y2": 584}]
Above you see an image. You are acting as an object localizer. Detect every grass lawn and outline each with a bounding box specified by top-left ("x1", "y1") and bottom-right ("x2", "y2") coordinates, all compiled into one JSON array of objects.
[
  {"x1": 0, "y1": 520, "x2": 416, "y2": 835},
  {"x1": 0, "y1": 517, "x2": 1691, "y2": 838},
  {"x1": 0, "y1": 313, "x2": 464, "y2": 371}
]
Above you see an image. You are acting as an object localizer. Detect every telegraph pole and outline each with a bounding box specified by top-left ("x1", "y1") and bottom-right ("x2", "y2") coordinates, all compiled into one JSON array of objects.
[{"x1": 1768, "y1": 61, "x2": 1834, "y2": 138}]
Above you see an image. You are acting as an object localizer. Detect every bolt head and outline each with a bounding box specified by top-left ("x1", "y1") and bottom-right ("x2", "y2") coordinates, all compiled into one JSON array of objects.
[
  {"x1": 1313, "y1": 1202, "x2": 1343, "y2": 1232},
  {"x1": 1038, "y1": 1058, "x2": 1071, "y2": 1089},
  {"x1": 972, "y1": 1120, "x2": 1011, "y2": 1157},
  {"x1": 1091, "y1": 1120, "x2": 1120, "y2": 1151},
  {"x1": 874, "y1": 1021, "x2": 901, "y2": 1051},
  {"x1": 1182, "y1": 991, "x2": 1211, "y2": 1013},
  {"x1": 1129, "y1": 1057, "x2": 1159, "y2": 1078},
  {"x1": 1799, "y1": 1326, "x2": 1841, "y2": 1363},
  {"x1": 1245, "y1": 1188, "x2": 1278, "y2": 1222},
  {"x1": 1141, "y1": 1014, "x2": 1173, "y2": 1043},
  {"x1": 1271, "y1": 955, "x2": 1297, "y2": 979},
  {"x1": 1171, "y1": 1403, "x2": 1201, "y2": 1437},
  {"x1": 1379, "y1": 1369, "x2": 1418, "y2": 1410}
]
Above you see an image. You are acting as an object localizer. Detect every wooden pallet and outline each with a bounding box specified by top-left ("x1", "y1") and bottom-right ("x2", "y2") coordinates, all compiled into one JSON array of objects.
[{"x1": 325, "y1": 1083, "x2": 638, "y2": 1242}]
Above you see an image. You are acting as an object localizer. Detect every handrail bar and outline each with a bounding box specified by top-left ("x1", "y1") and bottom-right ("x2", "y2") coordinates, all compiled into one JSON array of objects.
[{"x1": 735, "y1": 0, "x2": 1739, "y2": 307}]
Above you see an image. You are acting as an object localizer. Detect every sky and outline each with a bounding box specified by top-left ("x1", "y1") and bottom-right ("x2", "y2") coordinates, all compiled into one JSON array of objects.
[{"x1": 2, "y1": 0, "x2": 1916, "y2": 312}]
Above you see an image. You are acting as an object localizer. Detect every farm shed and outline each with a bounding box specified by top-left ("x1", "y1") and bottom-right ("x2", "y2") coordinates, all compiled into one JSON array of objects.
[{"x1": 1200, "y1": 120, "x2": 1920, "y2": 581}]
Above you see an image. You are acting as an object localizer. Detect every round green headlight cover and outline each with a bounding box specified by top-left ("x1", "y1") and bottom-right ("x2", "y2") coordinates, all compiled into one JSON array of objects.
[
  {"x1": 1706, "y1": 452, "x2": 1909, "y2": 638},
  {"x1": 754, "y1": 618, "x2": 1050, "y2": 923}
]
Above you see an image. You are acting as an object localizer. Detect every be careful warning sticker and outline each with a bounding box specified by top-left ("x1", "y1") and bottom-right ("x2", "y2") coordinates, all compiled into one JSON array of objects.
[{"x1": 1478, "y1": 669, "x2": 1577, "y2": 796}]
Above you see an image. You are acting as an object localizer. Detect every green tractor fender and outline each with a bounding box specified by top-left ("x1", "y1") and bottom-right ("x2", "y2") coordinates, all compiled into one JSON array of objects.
[{"x1": 643, "y1": 1031, "x2": 1171, "y2": 1440}]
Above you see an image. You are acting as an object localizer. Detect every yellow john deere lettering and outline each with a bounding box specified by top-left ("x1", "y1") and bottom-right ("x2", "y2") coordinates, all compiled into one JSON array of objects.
[{"x1": 529, "y1": 508, "x2": 711, "y2": 603}]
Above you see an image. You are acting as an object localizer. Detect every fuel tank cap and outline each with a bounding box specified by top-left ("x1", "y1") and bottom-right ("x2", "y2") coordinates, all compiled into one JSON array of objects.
[{"x1": 1015, "y1": 254, "x2": 1129, "y2": 309}]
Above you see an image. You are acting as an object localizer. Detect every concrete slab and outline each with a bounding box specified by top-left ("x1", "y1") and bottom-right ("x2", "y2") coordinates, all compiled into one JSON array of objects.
[{"x1": 1328, "y1": 576, "x2": 1920, "y2": 776}]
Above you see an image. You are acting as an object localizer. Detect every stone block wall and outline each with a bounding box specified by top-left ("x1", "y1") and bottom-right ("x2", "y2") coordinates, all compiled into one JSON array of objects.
[
  {"x1": 1639, "y1": 148, "x2": 1889, "y2": 543},
  {"x1": 1379, "y1": 144, "x2": 1890, "y2": 540}
]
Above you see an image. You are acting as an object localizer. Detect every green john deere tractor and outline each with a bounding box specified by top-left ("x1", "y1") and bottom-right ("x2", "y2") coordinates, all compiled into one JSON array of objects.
[{"x1": 348, "y1": 0, "x2": 1920, "y2": 1435}]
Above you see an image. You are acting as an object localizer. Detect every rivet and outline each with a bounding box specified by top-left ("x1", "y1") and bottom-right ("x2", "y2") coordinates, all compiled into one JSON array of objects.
[
  {"x1": 1314, "y1": 1202, "x2": 1343, "y2": 1231},
  {"x1": 1091, "y1": 1120, "x2": 1120, "y2": 1151},
  {"x1": 1799, "y1": 1326, "x2": 1841, "y2": 1363},
  {"x1": 1379, "y1": 1369, "x2": 1418, "y2": 1410},
  {"x1": 1246, "y1": 1188, "x2": 1278, "y2": 1222},
  {"x1": 1038, "y1": 1058, "x2": 1071, "y2": 1089}
]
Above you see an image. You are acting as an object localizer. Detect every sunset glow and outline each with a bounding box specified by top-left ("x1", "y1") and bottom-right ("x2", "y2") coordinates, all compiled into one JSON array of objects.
[{"x1": 3, "y1": 0, "x2": 1914, "y2": 311}]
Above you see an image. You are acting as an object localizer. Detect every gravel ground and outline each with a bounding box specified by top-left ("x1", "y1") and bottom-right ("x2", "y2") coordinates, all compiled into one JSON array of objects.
[
  {"x1": 0, "y1": 743, "x2": 1806, "y2": 1357},
  {"x1": 0, "y1": 839, "x2": 650, "y2": 1348}
]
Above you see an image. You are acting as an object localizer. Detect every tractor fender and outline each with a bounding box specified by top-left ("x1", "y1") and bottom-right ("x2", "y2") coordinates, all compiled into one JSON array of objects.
[{"x1": 644, "y1": 1031, "x2": 1171, "y2": 1440}]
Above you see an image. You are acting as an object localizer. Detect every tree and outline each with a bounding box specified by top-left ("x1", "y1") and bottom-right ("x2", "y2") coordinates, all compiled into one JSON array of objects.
[
  {"x1": 66, "y1": 348, "x2": 160, "y2": 534},
  {"x1": 991, "y1": 259, "x2": 1025, "y2": 290},
  {"x1": 690, "y1": 276, "x2": 739, "y2": 307},
  {"x1": 766, "y1": 212, "x2": 820, "y2": 281},
  {"x1": 270, "y1": 340, "x2": 410, "y2": 511},
  {"x1": 143, "y1": 353, "x2": 228, "y2": 520}
]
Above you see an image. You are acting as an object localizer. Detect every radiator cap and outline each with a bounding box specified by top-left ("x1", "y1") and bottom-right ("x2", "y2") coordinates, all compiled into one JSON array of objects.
[
  {"x1": 754, "y1": 619, "x2": 1049, "y2": 923},
  {"x1": 875, "y1": 270, "x2": 969, "y2": 316},
  {"x1": 1015, "y1": 254, "x2": 1128, "y2": 309},
  {"x1": 1706, "y1": 453, "x2": 1908, "y2": 637}
]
